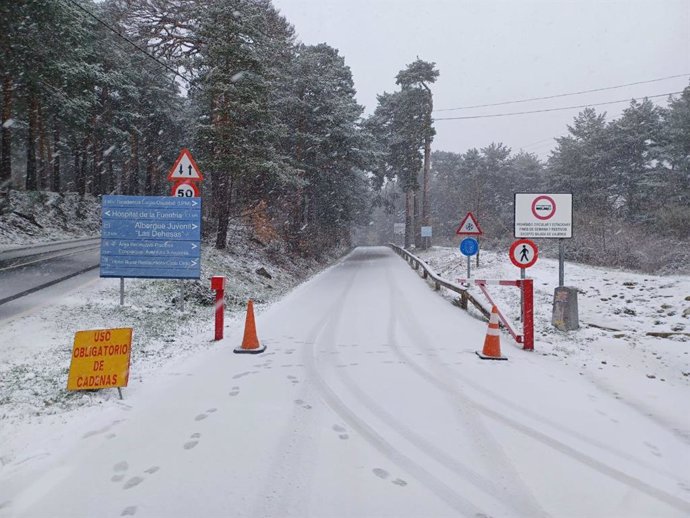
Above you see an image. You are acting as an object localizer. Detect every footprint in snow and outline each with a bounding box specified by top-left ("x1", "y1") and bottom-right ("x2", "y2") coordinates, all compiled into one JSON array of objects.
[
  {"x1": 229, "y1": 386, "x2": 240, "y2": 397},
  {"x1": 332, "y1": 424, "x2": 349, "y2": 440},
  {"x1": 184, "y1": 432, "x2": 201, "y2": 450},
  {"x1": 294, "y1": 399, "x2": 312, "y2": 410},
  {"x1": 372, "y1": 468, "x2": 389, "y2": 479},
  {"x1": 644, "y1": 441, "x2": 662, "y2": 458},
  {"x1": 232, "y1": 371, "x2": 252, "y2": 380},
  {"x1": 123, "y1": 476, "x2": 144, "y2": 490},
  {"x1": 121, "y1": 506, "x2": 137, "y2": 516},
  {"x1": 194, "y1": 414, "x2": 208, "y2": 421},
  {"x1": 392, "y1": 478, "x2": 408, "y2": 487}
]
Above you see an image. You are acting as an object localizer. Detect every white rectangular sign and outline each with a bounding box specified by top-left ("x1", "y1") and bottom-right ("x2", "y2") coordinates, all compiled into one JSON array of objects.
[
  {"x1": 421, "y1": 226, "x2": 432, "y2": 237},
  {"x1": 393, "y1": 223, "x2": 405, "y2": 235},
  {"x1": 514, "y1": 193, "x2": 572, "y2": 238}
]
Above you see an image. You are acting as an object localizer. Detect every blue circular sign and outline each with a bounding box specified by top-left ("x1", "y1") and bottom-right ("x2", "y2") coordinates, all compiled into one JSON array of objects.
[{"x1": 459, "y1": 237, "x2": 479, "y2": 256}]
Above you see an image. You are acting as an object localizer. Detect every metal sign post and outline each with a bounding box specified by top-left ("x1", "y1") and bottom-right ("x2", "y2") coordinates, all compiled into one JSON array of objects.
[
  {"x1": 459, "y1": 237, "x2": 479, "y2": 279},
  {"x1": 520, "y1": 268, "x2": 526, "y2": 320},
  {"x1": 509, "y1": 239, "x2": 539, "y2": 323},
  {"x1": 120, "y1": 277, "x2": 125, "y2": 306},
  {"x1": 559, "y1": 239, "x2": 565, "y2": 287}
]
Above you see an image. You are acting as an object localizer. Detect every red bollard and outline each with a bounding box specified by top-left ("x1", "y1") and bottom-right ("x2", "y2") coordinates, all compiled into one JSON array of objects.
[
  {"x1": 521, "y1": 278, "x2": 534, "y2": 351},
  {"x1": 211, "y1": 276, "x2": 226, "y2": 341}
]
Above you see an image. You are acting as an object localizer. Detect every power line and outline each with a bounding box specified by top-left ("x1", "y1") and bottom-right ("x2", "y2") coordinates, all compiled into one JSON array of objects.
[
  {"x1": 61, "y1": 0, "x2": 193, "y2": 84},
  {"x1": 434, "y1": 74, "x2": 690, "y2": 112},
  {"x1": 433, "y1": 91, "x2": 683, "y2": 121}
]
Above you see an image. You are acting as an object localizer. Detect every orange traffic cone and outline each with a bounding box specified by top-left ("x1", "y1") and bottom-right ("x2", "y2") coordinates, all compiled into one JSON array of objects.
[
  {"x1": 234, "y1": 300, "x2": 266, "y2": 354},
  {"x1": 476, "y1": 305, "x2": 507, "y2": 360}
]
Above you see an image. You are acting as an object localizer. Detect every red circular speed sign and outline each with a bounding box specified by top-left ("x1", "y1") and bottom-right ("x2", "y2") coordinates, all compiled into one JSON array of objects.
[
  {"x1": 509, "y1": 239, "x2": 538, "y2": 269},
  {"x1": 531, "y1": 195, "x2": 556, "y2": 220},
  {"x1": 171, "y1": 180, "x2": 200, "y2": 198}
]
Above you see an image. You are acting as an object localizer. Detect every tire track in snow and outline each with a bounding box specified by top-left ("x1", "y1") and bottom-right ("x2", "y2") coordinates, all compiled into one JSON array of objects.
[
  {"x1": 250, "y1": 259, "x2": 361, "y2": 517},
  {"x1": 387, "y1": 271, "x2": 690, "y2": 515},
  {"x1": 380, "y1": 268, "x2": 551, "y2": 518},
  {"x1": 303, "y1": 248, "x2": 488, "y2": 517},
  {"x1": 411, "y1": 248, "x2": 690, "y2": 462}
]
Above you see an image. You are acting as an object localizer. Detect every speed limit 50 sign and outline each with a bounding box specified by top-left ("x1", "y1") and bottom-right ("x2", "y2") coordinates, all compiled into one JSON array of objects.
[{"x1": 172, "y1": 180, "x2": 200, "y2": 198}]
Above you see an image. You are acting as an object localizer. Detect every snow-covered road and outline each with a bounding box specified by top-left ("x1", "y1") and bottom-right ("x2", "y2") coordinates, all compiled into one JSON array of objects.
[{"x1": 2, "y1": 246, "x2": 689, "y2": 518}]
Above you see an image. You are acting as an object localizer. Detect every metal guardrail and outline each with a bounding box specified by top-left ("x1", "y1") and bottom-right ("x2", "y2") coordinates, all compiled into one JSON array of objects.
[{"x1": 387, "y1": 243, "x2": 491, "y2": 319}]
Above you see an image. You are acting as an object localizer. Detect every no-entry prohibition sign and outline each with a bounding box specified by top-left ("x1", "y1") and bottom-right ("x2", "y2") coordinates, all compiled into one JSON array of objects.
[
  {"x1": 514, "y1": 193, "x2": 572, "y2": 238},
  {"x1": 531, "y1": 195, "x2": 556, "y2": 220},
  {"x1": 509, "y1": 239, "x2": 538, "y2": 269}
]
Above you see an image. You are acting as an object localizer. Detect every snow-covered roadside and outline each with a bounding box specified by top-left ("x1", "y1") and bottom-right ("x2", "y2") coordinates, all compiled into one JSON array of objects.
[
  {"x1": 414, "y1": 246, "x2": 690, "y2": 440},
  {"x1": 0, "y1": 233, "x2": 347, "y2": 480}
]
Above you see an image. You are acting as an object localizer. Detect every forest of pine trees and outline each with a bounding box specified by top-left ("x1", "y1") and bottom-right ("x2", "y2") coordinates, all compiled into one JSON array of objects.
[
  {"x1": 0, "y1": 0, "x2": 382, "y2": 255},
  {"x1": 420, "y1": 94, "x2": 690, "y2": 271},
  {"x1": 2, "y1": 0, "x2": 689, "y2": 270}
]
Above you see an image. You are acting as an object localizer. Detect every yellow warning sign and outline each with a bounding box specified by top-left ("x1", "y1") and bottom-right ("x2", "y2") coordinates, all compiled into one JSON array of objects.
[{"x1": 67, "y1": 328, "x2": 133, "y2": 391}]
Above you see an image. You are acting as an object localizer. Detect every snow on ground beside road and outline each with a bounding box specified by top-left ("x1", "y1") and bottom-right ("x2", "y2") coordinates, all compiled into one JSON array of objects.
[
  {"x1": 0, "y1": 192, "x2": 101, "y2": 248},
  {"x1": 0, "y1": 232, "x2": 346, "y2": 478},
  {"x1": 415, "y1": 246, "x2": 690, "y2": 441},
  {"x1": 1, "y1": 246, "x2": 689, "y2": 518}
]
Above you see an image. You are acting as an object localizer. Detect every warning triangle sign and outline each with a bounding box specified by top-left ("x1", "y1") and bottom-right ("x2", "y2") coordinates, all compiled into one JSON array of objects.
[
  {"x1": 167, "y1": 148, "x2": 204, "y2": 182},
  {"x1": 456, "y1": 212, "x2": 482, "y2": 235}
]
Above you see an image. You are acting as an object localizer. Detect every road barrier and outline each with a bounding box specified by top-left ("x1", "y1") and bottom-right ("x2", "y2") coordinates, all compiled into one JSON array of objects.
[
  {"x1": 388, "y1": 243, "x2": 490, "y2": 317},
  {"x1": 388, "y1": 244, "x2": 534, "y2": 351}
]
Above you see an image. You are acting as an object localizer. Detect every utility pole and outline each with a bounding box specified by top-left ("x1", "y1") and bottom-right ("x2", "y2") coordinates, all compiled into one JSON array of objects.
[{"x1": 421, "y1": 83, "x2": 433, "y2": 250}]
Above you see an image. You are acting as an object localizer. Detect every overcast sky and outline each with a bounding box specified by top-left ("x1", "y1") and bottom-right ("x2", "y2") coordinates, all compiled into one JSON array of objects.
[{"x1": 271, "y1": 0, "x2": 689, "y2": 159}]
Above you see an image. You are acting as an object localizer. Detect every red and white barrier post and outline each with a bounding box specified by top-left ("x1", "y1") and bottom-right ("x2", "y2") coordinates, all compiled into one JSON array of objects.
[
  {"x1": 211, "y1": 276, "x2": 225, "y2": 341},
  {"x1": 521, "y1": 278, "x2": 534, "y2": 351},
  {"x1": 456, "y1": 278, "x2": 535, "y2": 351}
]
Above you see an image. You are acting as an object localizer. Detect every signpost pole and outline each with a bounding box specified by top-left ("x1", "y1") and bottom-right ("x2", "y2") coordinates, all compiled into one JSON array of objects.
[
  {"x1": 559, "y1": 239, "x2": 565, "y2": 287},
  {"x1": 117, "y1": 387, "x2": 123, "y2": 400},
  {"x1": 120, "y1": 277, "x2": 124, "y2": 306},
  {"x1": 179, "y1": 281, "x2": 185, "y2": 312},
  {"x1": 520, "y1": 268, "x2": 525, "y2": 321},
  {"x1": 467, "y1": 255, "x2": 471, "y2": 279}
]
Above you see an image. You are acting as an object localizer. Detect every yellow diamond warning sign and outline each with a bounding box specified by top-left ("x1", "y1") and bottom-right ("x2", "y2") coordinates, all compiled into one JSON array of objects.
[{"x1": 67, "y1": 328, "x2": 133, "y2": 391}]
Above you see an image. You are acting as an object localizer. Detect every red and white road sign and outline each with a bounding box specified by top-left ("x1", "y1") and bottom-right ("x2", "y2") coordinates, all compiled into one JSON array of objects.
[
  {"x1": 171, "y1": 180, "x2": 200, "y2": 198},
  {"x1": 514, "y1": 193, "x2": 572, "y2": 238},
  {"x1": 456, "y1": 212, "x2": 482, "y2": 235},
  {"x1": 509, "y1": 239, "x2": 538, "y2": 269},
  {"x1": 531, "y1": 195, "x2": 556, "y2": 220},
  {"x1": 167, "y1": 148, "x2": 204, "y2": 182}
]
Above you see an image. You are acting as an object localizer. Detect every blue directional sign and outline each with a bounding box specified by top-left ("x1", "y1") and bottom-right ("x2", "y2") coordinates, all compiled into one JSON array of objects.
[
  {"x1": 100, "y1": 195, "x2": 201, "y2": 279},
  {"x1": 459, "y1": 237, "x2": 479, "y2": 257},
  {"x1": 102, "y1": 219, "x2": 200, "y2": 241},
  {"x1": 102, "y1": 195, "x2": 200, "y2": 210},
  {"x1": 100, "y1": 240, "x2": 199, "y2": 258}
]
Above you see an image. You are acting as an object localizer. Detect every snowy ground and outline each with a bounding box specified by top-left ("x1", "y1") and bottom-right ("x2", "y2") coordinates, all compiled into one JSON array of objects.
[
  {"x1": 1, "y1": 246, "x2": 689, "y2": 517},
  {"x1": 416, "y1": 246, "x2": 690, "y2": 389}
]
